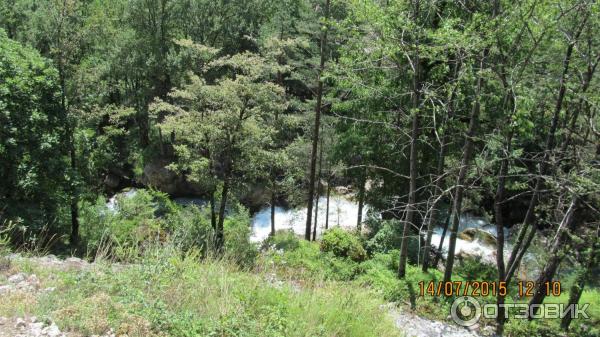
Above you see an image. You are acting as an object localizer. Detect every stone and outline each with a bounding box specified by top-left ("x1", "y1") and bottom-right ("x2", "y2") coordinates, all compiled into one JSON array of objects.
[
  {"x1": 66, "y1": 257, "x2": 84, "y2": 264},
  {"x1": 104, "y1": 173, "x2": 121, "y2": 189},
  {"x1": 0, "y1": 316, "x2": 6, "y2": 325},
  {"x1": 481, "y1": 326, "x2": 495, "y2": 336},
  {"x1": 15, "y1": 317, "x2": 26, "y2": 329},
  {"x1": 42, "y1": 323, "x2": 62, "y2": 337},
  {"x1": 8, "y1": 273, "x2": 27, "y2": 284},
  {"x1": 457, "y1": 228, "x2": 497, "y2": 246},
  {"x1": 0, "y1": 285, "x2": 11, "y2": 294},
  {"x1": 27, "y1": 274, "x2": 40, "y2": 286},
  {"x1": 0, "y1": 256, "x2": 9, "y2": 271},
  {"x1": 141, "y1": 160, "x2": 180, "y2": 195},
  {"x1": 30, "y1": 321, "x2": 45, "y2": 335},
  {"x1": 334, "y1": 186, "x2": 351, "y2": 195},
  {"x1": 140, "y1": 159, "x2": 206, "y2": 196}
]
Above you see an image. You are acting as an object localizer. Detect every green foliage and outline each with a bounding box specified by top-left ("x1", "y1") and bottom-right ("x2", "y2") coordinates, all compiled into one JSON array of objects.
[
  {"x1": 8, "y1": 245, "x2": 401, "y2": 337},
  {"x1": 454, "y1": 255, "x2": 497, "y2": 282},
  {"x1": 320, "y1": 227, "x2": 367, "y2": 262},
  {"x1": 222, "y1": 207, "x2": 258, "y2": 268},
  {"x1": 0, "y1": 221, "x2": 14, "y2": 260},
  {"x1": 78, "y1": 188, "x2": 257, "y2": 266},
  {"x1": 78, "y1": 189, "x2": 161, "y2": 257},
  {"x1": 365, "y1": 219, "x2": 423, "y2": 265},
  {"x1": 0, "y1": 29, "x2": 66, "y2": 231},
  {"x1": 264, "y1": 239, "x2": 363, "y2": 281},
  {"x1": 504, "y1": 319, "x2": 563, "y2": 337},
  {"x1": 262, "y1": 230, "x2": 301, "y2": 251}
]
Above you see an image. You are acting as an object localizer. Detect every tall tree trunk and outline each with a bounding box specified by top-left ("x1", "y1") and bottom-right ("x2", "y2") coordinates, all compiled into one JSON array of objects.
[
  {"x1": 313, "y1": 133, "x2": 325, "y2": 241},
  {"x1": 270, "y1": 187, "x2": 276, "y2": 237},
  {"x1": 398, "y1": 0, "x2": 421, "y2": 278},
  {"x1": 69, "y1": 142, "x2": 79, "y2": 248},
  {"x1": 216, "y1": 175, "x2": 230, "y2": 251},
  {"x1": 528, "y1": 197, "x2": 579, "y2": 318},
  {"x1": 398, "y1": 111, "x2": 419, "y2": 278},
  {"x1": 561, "y1": 229, "x2": 598, "y2": 330},
  {"x1": 505, "y1": 17, "x2": 587, "y2": 282},
  {"x1": 432, "y1": 213, "x2": 450, "y2": 268},
  {"x1": 443, "y1": 55, "x2": 484, "y2": 284},
  {"x1": 325, "y1": 181, "x2": 331, "y2": 230},
  {"x1": 422, "y1": 58, "x2": 460, "y2": 272},
  {"x1": 494, "y1": 128, "x2": 512, "y2": 334},
  {"x1": 305, "y1": 0, "x2": 330, "y2": 240},
  {"x1": 357, "y1": 172, "x2": 366, "y2": 234},
  {"x1": 58, "y1": 53, "x2": 79, "y2": 249},
  {"x1": 210, "y1": 190, "x2": 217, "y2": 230}
]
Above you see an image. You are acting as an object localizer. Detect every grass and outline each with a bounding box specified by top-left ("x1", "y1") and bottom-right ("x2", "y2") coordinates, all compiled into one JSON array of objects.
[
  {"x1": 0, "y1": 246, "x2": 402, "y2": 337},
  {"x1": 259, "y1": 235, "x2": 600, "y2": 337},
  {"x1": 2, "y1": 227, "x2": 598, "y2": 337}
]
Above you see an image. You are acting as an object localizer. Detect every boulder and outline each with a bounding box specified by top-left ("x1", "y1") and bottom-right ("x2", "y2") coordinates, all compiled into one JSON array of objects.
[
  {"x1": 103, "y1": 173, "x2": 120, "y2": 189},
  {"x1": 141, "y1": 159, "x2": 205, "y2": 196},
  {"x1": 457, "y1": 228, "x2": 497, "y2": 246},
  {"x1": 141, "y1": 160, "x2": 179, "y2": 195},
  {"x1": 240, "y1": 184, "x2": 270, "y2": 211},
  {"x1": 8, "y1": 272, "x2": 26, "y2": 284},
  {"x1": 334, "y1": 186, "x2": 352, "y2": 195}
]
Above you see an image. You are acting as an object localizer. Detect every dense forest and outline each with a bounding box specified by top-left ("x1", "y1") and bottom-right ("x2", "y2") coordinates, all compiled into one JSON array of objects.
[{"x1": 1, "y1": 0, "x2": 599, "y2": 336}]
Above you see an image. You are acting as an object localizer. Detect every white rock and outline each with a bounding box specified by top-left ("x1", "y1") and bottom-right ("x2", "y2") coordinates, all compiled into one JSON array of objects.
[
  {"x1": 30, "y1": 321, "x2": 45, "y2": 335},
  {"x1": 66, "y1": 257, "x2": 85, "y2": 264},
  {"x1": 0, "y1": 285, "x2": 11, "y2": 294},
  {"x1": 0, "y1": 316, "x2": 6, "y2": 325},
  {"x1": 8, "y1": 273, "x2": 27, "y2": 284},
  {"x1": 15, "y1": 317, "x2": 26, "y2": 329},
  {"x1": 27, "y1": 274, "x2": 39, "y2": 284},
  {"x1": 42, "y1": 323, "x2": 62, "y2": 337}
]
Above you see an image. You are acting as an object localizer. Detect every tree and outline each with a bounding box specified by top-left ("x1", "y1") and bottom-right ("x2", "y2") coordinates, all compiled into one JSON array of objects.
[
  {"x1": 0, "y1": 30, "x2": 66, "y2": 234},
  {"x1": 156, "y1": 48, "x2": 286, "y2": 249},
  {"x1": 505, "y1": 4, "x2": 592, "y2": 283},
  {"x1": 398, "y1": 0, "x2": 422, "y2": 279},
  {"x1": 305, "y1": 0, "x2": 331, "y2": 241}
]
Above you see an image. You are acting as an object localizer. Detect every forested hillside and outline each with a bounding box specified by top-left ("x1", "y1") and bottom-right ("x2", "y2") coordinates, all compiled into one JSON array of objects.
[{"x1": 1, "y1": 1, "x2": 599, "y2": 336}]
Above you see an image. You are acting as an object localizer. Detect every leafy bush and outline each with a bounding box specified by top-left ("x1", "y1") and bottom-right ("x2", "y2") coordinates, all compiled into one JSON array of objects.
[
  {"x1": 262, "y1": 240, "x2": 363, "y2": 281},
  {"x1": 167, "y1": 205, "x2": 214, "y2": 255},
  {"x1": 320, "y1": 227, "x2": 366, "y2": 262},
  {"x1": 504, "y1": 319, "x2": 562, "y2": 337},
  {"x1": 79, "y1": 189, "x2": 163, "y2": 257},
  {"x1": 262, "y1": 230, "x2": 300, "y2": 251},
  {"x1": 223, "y1": 207, "x2": 258, "y2": 268},
  {"x1": 365, "y1": 219, "x2": 421, "y2": 264},
  {"x1": 365, "y1": 219, "x2": 402, "y2": 253},
  {"x1": 79, "y1": 188, "x2": 256, "y2": 266},
  {"x1": 15, "y1": 247, "x2": 401, "y2": 337},
  {"x1": 0, "y1": 221, "x2": 12, "y2": 254},
  {"x1": 454, "y1": 255, "x2": 497, "y2": 281},
  {"x1": 571, "y1": 320, "x2": 600, "y2": 337}
]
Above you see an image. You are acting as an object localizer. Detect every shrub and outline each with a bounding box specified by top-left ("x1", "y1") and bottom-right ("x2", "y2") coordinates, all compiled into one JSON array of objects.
[
  {"x1": 504, "y1": 319, "x2": 562, "y2": 337},
  {"x1": 79, "y1": 188, "x2": 256, "y2": 265},
  {"x1": 365, "y1": 220, "x2": 402, "y2": 253},
  {"x1": 320, "y1": 228, "x2": 366, "y2": 262},
  {"x1": 79, "y1": 189, "x2": 163, "y2": 257},
  {"x1": 223, "y1": 207, "x2": 258, "y2": 268},
  {"x1": 262, "y1": 230, "x2": 301, "y2": 251},
  {"x1": 166, "y1": 205, "x2": 214, "y2": 255},
  {"x1": 454, "y1": 255, "x2": 497, "y2": 281},
  {"x1": 366, "y1": 220, "x2": 421, "y2": 264}
]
